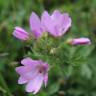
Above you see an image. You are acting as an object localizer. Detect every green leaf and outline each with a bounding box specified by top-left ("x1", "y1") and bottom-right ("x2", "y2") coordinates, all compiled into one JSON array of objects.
[
  {"x1": 81, "y1": 64, "x2": 92, "y2": 79},
  {"x1": 48, "y1": 83, "x2": 60, "y2": 95}
]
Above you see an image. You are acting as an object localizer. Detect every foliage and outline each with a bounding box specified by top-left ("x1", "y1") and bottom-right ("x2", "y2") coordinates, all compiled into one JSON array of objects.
[{"x1": 0, "y1": 0, "x2": 96, "y2": 96}]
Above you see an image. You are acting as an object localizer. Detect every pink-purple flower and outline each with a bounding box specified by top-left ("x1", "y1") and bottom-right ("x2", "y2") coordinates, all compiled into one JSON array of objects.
[
  {"x1": 13, "y1": 10, "x2": 71, "y2": 40},
  {"x1": 67, "y1": 37, "x2": 91, "y2": 45},
  {"x1": 42, "y1": 10, "x2": 71, "y2": 37},
  {"x1": 13, "y1": 12, "x2": 46, "y2": 40},
  {"x1": 16, "y1": 57, "x2": 49, "y2": 94}
]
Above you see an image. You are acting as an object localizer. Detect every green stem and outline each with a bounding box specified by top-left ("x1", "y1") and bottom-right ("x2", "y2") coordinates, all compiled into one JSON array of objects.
[{"x1": 0, "y1": 72, "x2": 13, "y2": 96}]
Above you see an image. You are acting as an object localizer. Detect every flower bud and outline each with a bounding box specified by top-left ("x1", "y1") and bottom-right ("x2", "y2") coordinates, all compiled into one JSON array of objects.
[
  {"x1": 13, "y1": 27, "x2": 29, "y2": 40},
  {"x1": 67, "y1": 38, "x2": 91, "y2": 45}
]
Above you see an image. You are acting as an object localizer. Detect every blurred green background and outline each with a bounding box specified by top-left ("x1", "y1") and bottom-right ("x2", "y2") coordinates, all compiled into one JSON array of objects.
[{"x1": 0, "y1": 0, "x2": 96, "y2": 96}]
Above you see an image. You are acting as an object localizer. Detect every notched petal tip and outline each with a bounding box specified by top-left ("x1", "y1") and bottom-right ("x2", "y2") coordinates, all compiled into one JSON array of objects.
[{"x1": 30, "y1": 12, "x2": 43, "y2": 38}]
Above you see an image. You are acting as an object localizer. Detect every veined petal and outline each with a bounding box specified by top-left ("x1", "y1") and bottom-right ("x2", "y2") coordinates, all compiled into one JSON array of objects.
[
  {"x1": 15, "y1": 66, "x2": 32, "y2": 75},
  {"x1": 29, "y1": 12, "x2": 42, "y2": 38},
  {"x1": 42, "y1": 10, "x2": 72, "y2": 37},
  {"x1": 41, "y1": 11, "x2": 55, "y2": 35},
  {"x1": 51, "y1": 10, "x2": 61, "y2": 19},
  {"x1": 21, "y1": 57, "x2": 39, "y2": 66},
  {"x1": 16, "y1": 65, "x2": 38, "y2": 80},
  {"x1": 62, "y1": 13, "x2": 71, "y2": 33},
  {"x1": 51, "y1": 10, "x2": 64, "y2": 36},
  {"x1": 25, "y1": 74, "x2": 44, "y2": 94}
]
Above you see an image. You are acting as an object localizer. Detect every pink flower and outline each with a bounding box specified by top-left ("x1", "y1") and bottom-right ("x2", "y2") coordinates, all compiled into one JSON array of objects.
[
  {"x1": 41, "y1": 10, "x2": 71, "y2": 37},
  {"x1": 13, "y1": 10, "x2": 71, "y2": 39},
  {"x1": 13, "y1": 12, "x2": 46, "y2": 40},
  {"x1": 13, "y1": 27, "x2": 29, "y2": 40},
  {"x1": 16, "y1": 57, "x2": 49, "y2": 94},
  {"x1": 67, "y1": 38, "x2": 91, "y2": 45}
]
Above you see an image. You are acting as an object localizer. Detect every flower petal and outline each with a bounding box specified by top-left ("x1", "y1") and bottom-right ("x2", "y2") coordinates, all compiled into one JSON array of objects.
[
  {"x1": 51, "y1": 10, "x2": 61, "y2": 20},
  {"x1": 62, "y1": 13, "x2": 71, "y2": 33},
  {"x1": 21, "y1": 57, "x2": 39, "y2": 66},
  {"x1": 18, "y1": 76, "x2": 28, "y2": 84},
  {"x1": 41, "y1": 11, "x2": 71, "y2": 37},
  {"x1": 41, "y1": 11, "x2": 55, "y2": 35},
  {"x1": 29, "y1": 12, "x2": 42, "y2": 38},
  {"x1": 25, "y1": 74, "x2": 44, "y2": 94},
  {"x1": 16, "y1": 65, "x2": 39, "y2": 80},
  {"x1": 44, "y1": 74, "x2": 48, "y2": 87},
  {"x1": 51, "y1": 10, "x2": 64, "y2": 36},
  {"x1": 15, "y1": 66, "x2": 31, "y2": 75}
]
